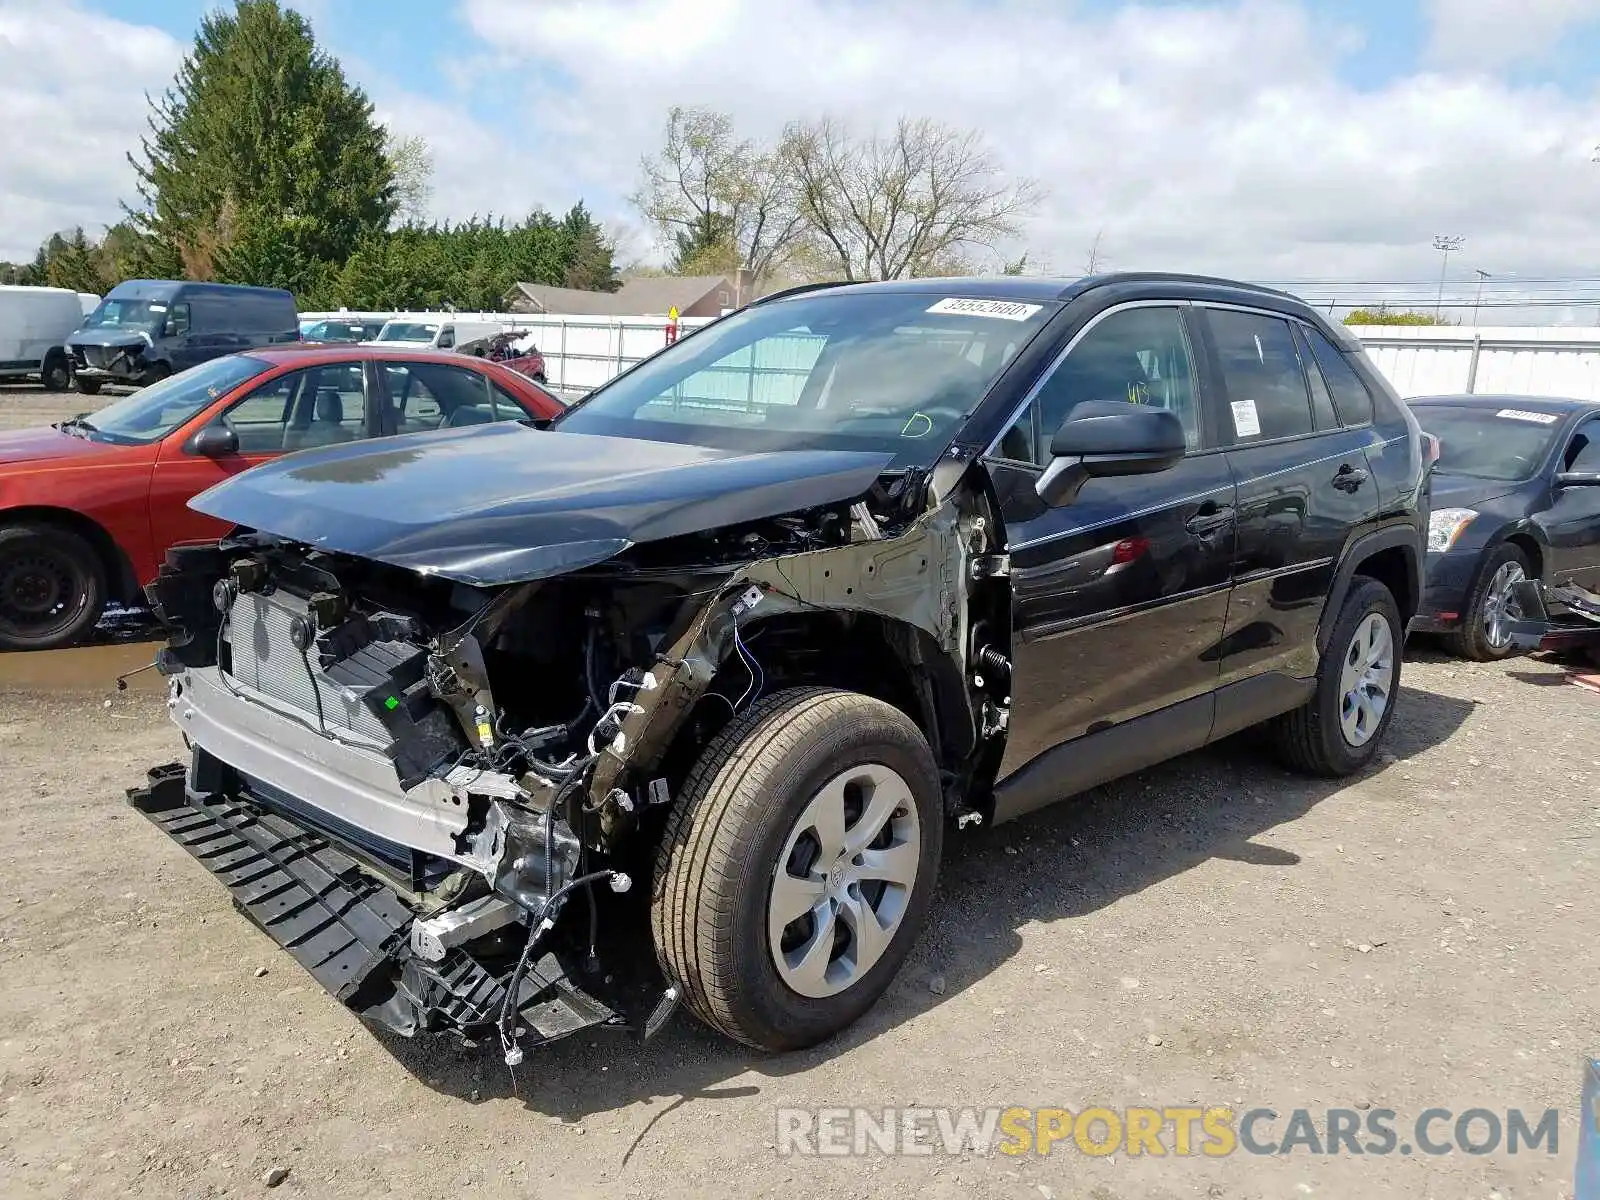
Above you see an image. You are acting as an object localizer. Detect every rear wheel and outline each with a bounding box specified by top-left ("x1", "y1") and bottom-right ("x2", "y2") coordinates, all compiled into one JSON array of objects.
[
  {"x1": 74, "y1": 377, "x2": 102, "y2": 396},
  {"x1": 1445, "y1": 544, "x2": 1531, "y2": 661},
  {"x1": 0, "y1": 523, "x2": 106, "y2": 651},
  {"x1": 652, "y1": 687, "x2": 943, "y2": 1051},
  {"x1": 1272, "y1": 577, "x2": 1402, "y2": 776},
  {"x1": 40, "y1": 351, "x2": 71, "y2": 392}
]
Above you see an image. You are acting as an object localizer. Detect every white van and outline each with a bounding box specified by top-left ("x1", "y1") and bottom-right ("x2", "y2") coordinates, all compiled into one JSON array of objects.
[
  {"x1": 0, "y1": 285, "x2": 91, "y2": 390},
  {"x1": 367, "y1": 318, "x2": 506, "y2": 353}
]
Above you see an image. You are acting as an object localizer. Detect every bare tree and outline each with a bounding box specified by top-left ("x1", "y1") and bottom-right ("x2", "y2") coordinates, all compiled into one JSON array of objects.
[
  {"x1": 1082, "y1": 228, "x2": 1108, "y2": 275},
  {"x1": 780, "y1": 116, "x2": 1041, "y2": 282},
  {"x1": 632, "y1": 106, "x2": 805, "y2": 287},
  {"x1": 384, "y1": 131, "x2": 434, "y2": 227}
]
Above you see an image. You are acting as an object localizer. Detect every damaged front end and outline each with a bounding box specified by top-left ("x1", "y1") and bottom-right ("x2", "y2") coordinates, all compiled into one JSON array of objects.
[
  {"x1": 1503, "y1": 577, "x2": 1600, "y2": 657},
  {"x1": 68, "y1": 334, "x2": 156, "y2": 384},
  {"x1": 134, "y1": 450, "x2": 1013, "y2": 1056}
]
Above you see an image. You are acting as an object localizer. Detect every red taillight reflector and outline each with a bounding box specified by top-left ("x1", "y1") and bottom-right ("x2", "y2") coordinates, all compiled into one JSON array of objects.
[{"x1": 1111, "y1": 537, "x2": 1149, "y2": 565}]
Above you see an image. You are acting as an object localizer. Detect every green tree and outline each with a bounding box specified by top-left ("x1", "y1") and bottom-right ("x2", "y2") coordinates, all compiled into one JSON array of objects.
[
  {"x1": 1343, "y1": 306, "x2": 1453, "y2": 327},
  {"x1": 125, "y1": 0, "x2": 395, "y2": 297},
  {"x1": 559, "y1": 203, "x2": 620, "y2": 291}
]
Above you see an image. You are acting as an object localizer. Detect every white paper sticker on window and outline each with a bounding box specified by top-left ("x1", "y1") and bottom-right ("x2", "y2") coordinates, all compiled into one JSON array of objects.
[
  {"x1": 925, "y1": 297, "x2": 1042, "y2": 321},
  {"x1": 1495, "y1": 408, "x2": 1559, "y2": 425},
  {"x1": 1231, "y1": 399, "x2": 1261, "y2": 437}
]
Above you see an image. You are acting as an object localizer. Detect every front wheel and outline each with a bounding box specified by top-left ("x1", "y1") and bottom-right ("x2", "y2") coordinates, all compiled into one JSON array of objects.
[
  {"x1": 1445, "y1": 544, "x2": 1531, "y2": 661},
  {"x1": 140, "y1": 362, "x2": 171, "y2": 387},
  {"x1": 1272, "y1": 577, "x2": 1402, "y2": 776},
  {"x1": 0, "y1": 523, "x2": 106, "y2": 651},
  {"x1": 74, "y1": 377, "x2": 102, "y2": 396},
  {"x1": 40, "y1": 351, "x2": 71, "y2": 392},
  {"x1": 652, "y1": 687, "x2": 943, "y2": 1051}
]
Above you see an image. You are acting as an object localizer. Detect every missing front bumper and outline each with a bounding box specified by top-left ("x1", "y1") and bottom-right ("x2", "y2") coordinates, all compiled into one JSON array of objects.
[{"x1": 126, "y1": 764, "x2": 622, "y2": 1044}]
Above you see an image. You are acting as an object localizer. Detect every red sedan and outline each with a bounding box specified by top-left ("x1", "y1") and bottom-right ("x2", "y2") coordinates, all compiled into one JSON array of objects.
[{"x1": 0, "y1": 346, "x2": 565, "y2": 650}]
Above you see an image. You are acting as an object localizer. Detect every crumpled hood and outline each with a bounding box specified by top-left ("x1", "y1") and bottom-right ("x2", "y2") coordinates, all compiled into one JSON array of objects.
[{"x1": 189, "y1": 423, "x2": 894, "y2": 586}]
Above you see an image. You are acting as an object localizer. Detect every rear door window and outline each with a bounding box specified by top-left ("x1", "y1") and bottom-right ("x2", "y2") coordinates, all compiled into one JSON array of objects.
[
  {"x1": 383, "y1": 362, "x2": 504, "y2": 432},
  {"x1": 1294, "y1": 326, "x2": 1341, "y2": 431},
  {"x1": 1205, "y1": 309, "x2": 1315, "y2": 443}
]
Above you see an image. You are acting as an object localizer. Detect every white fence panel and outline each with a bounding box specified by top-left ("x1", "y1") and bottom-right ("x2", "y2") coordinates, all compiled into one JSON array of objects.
[
  {"x1": 301, "y1": 311, "x2": 1600, "y2": 403},
  {"x1": 1349, "y1": 326, "x2": 1600, "y2": 401}
]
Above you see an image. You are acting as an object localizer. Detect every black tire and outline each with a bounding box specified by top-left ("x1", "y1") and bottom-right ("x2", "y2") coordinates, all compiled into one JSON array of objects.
[
  {"x1": 0, "y1": 523, "x2": 107, "y2": 651},
  {"x1": 140, "y1": 362, "x2": 171, "y2": 387},
  {"x1": 1272, "y1": 577, "x2": 1402, "y2": 776},
  {"x1": 74, "y1": 377, "x2": 102, "y2": 396},
  {"x1": 651, "y1": 687, "x2": 943, "y2": 1051},
  {"x1": 40, "y1": 351, "x2": 71, "y2": 393},
  {"x1": 1444, "y1": 544, "x2": 1531, "y2": 661}
]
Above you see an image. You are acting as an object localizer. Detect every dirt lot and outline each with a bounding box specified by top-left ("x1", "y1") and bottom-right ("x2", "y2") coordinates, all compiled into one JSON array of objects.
[
  {"x1": 0, "y1": 639, "x2": 1591, "y2": 1200},
  {"x1": 0, "y1": 383, "x2": 127, "y2": 430}
]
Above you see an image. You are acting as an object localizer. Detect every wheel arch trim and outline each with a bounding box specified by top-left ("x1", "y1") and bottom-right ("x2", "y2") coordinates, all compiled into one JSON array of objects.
[{"x1": 1317, "y1": 524, "x2": 1423, "y2": 653}]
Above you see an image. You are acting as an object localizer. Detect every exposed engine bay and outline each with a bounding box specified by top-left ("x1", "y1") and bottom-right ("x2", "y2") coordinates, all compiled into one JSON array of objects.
[{"x1": 133, "y1": 460, "x2": 1014, "y2": 1059}]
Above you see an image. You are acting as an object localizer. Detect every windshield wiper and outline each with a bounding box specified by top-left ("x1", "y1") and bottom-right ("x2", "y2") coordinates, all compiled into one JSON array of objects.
[{"x1": 56, "y1": 416, "x2": 99, "y2": 438}]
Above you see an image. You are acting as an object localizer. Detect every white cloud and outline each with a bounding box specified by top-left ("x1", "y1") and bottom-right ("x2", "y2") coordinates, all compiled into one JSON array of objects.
[
  {"x1": 1423, "y1": 0, "x2": 1600, "y2": 69},
  {"x1": 6, "y1": 0, "x2": 1600, "y2": 323},
  {"x1": 455, "y1": 0, "x2": 1600, "y2": 299},
  {"x1": 0, "y1": 1, "x2": 182, "y2": 261}
]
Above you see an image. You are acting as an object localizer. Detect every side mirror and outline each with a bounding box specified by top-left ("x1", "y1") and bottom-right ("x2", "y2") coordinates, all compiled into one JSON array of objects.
[
  {"x1": 1036, "y1": 400, "x2": 1187, "y2": 507},
  {"x1": 1556, "y1": 471, "x2": 1600, "y2": 488},
  {"x1": 188, "y1": 424, "x2": 239, "y2": 457}
]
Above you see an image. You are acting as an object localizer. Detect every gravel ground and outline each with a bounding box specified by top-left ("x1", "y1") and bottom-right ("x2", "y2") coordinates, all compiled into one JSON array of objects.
[
  {"x1": 0, "y1": 642, "x2": 1594, "y2": 1199},
  {"x1": 0, "y1": 383, "x2": 131, "y2": 430}
]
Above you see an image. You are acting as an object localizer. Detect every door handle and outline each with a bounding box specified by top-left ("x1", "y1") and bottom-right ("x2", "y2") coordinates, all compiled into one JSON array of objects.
[
  {"x1": 1185, "y1": 502, "x2": 1236, "y2": 535},
  {"x1": 1333, "y1": 463, "x2": 1370, "y2": 493}
]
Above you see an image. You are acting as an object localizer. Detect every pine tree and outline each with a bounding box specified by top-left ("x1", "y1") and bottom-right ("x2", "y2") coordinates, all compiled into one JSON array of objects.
[{"x1": 125, "y1": 0, "x2": 395, "y2": 297}]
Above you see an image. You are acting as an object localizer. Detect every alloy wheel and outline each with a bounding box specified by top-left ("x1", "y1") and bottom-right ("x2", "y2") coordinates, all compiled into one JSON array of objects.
[
  {"x1": 767, "y1": 763, "x2": 921, "y2": 999},
  {"x1": 1481, "y1": 560, "x2": 1526, "y2": 650}
]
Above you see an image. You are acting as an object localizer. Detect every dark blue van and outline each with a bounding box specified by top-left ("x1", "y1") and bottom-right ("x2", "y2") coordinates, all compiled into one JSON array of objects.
[{"x1": 65, "y1": 280, "x2": 299, "y2": 394}]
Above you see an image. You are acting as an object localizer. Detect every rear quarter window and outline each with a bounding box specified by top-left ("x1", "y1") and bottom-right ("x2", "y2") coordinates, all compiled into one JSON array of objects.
[{"x1": 1302, "y1": 325, "x2": 1375, "y2": 427}]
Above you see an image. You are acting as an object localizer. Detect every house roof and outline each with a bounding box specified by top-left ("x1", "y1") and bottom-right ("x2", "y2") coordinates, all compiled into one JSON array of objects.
[{"x1": 506, "y1": 275, "x2": 736, "y2": 317}]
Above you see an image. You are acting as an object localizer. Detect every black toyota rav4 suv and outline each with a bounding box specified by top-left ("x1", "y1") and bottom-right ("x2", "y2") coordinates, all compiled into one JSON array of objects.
[{"x1": 132, "y1": 274, "x2": 1428, "y2": 1058}]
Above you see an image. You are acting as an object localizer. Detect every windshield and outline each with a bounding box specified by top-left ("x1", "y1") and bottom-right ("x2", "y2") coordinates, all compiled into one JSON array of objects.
[
  {"x1": 77, "y1": 355, "x2": 273, "y2": 444},
  {"x1": 81, "y1": 297, "x2": 169, "y2": 334},
  {"x1": 1414, "y1": 404, "x2": 1563, "y2": 481},
  {"x1": 376, "y1": 322, "x2": 439, "y2": 343},
  {"x1": 554, "y1": 290, "x2": 1057, "y2": 466}
]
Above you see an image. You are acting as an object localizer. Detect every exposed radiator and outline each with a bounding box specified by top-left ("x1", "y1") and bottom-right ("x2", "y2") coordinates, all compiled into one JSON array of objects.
[{"x1": 223, "y1": 591, "x2": 392, "y2": 744}]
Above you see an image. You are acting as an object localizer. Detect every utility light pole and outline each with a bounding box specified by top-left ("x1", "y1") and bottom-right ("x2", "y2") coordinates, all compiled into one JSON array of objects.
[
  {"x1": 1433, "y1": 235, "x2": 1464, "y2": 319},
  {"x1": 1473, "y1": 268, "x2": 1491, "y2": 327}
]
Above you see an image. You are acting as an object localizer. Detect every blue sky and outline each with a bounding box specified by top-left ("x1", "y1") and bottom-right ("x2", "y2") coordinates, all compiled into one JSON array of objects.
[{"x1": 5, "y1": 0, "x2": 1600, "y2": 318}]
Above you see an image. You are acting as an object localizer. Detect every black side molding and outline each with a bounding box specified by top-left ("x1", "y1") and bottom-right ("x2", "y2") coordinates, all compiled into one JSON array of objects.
[{"x1": 991, "y1": 694, "x2": 1214, "y2": 824}]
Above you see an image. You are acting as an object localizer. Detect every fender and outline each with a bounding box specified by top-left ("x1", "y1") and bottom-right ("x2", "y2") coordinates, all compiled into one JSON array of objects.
[{"x1": 1316, "y1": 523, "x2": 1423, "y2": 654}]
